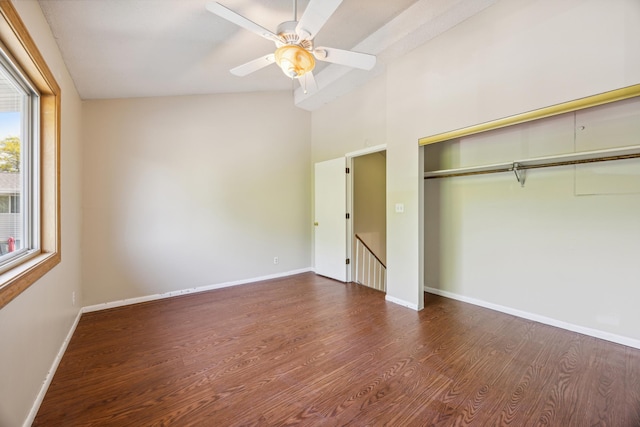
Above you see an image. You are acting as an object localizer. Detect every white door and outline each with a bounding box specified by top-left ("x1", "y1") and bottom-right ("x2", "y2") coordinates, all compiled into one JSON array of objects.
[{"x1": 314, "y1": 158, "x2": 347, "y2": 282}]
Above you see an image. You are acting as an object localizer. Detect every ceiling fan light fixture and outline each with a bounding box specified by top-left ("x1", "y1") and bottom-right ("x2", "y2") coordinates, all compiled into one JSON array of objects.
[{"x1": 274, "y1": 44, "x2": 315, "y2": 78}]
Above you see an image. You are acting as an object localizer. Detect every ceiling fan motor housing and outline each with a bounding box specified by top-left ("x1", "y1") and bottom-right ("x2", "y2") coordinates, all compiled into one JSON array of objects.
[{"x1": 275, "y1": 21, "x2": 313, "y2": 50}]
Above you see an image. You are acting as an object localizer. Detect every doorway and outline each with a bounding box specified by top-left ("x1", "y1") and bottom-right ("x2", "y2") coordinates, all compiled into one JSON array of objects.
[
  {"x1": 313, "y1": 145, "x2": 387, "y2": 284},
  {"x1": 349, "y1": 148, "x2": 386, "y2": 289}
]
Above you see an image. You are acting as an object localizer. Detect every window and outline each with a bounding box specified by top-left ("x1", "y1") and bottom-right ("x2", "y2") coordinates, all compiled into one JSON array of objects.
[
  {"x1": 0, "y1": 50, "x2": 37, "y2": 264},
  {"x1": 0, "y1": 195, "x2": 20, "y2": 213},
  {"x1": 0, "y1": 2, "x2": 60, "y2": 309}
]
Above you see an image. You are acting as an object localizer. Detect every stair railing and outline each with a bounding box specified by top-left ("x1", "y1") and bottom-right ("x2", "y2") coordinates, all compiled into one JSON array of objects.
[{"x1": 354, "y1": 234, "x2": 386, "y2": 292}]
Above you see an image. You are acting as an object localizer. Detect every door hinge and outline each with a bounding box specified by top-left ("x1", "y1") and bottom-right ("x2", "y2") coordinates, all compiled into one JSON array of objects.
[
  {"x1": 346, "y1": 213, "x2": 350, "y2": 219},
  {"x1": 346, "y1": 258, "x2": 350, "y2": 265},
  {"x1": 346, "y1": 167, "x2": 350, "y2": 174}
]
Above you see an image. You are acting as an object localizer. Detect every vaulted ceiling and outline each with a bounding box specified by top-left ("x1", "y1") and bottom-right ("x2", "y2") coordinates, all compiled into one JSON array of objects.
[{"x1": 39, "y1": 0, "x2": 496, "y2": 110}]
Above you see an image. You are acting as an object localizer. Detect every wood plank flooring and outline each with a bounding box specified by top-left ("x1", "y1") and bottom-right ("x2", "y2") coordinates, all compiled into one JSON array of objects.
[{"x1": 34, "y1": 273, "x2": 640, "y2": 426}]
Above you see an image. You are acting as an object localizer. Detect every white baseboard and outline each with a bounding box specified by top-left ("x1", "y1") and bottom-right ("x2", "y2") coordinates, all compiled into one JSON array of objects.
[
  {"x1": 83, "y1": 268, "x2": 313, "y2": 313},
  {"x1": 424, "y1": 286, "x2": 640, "y2": 350},
  {"x1": 385, "y1": 294, "x2": 420, "y2": 310},
  {"x1": 24, "y1": 308, "x2": 83, "y2": 427}
]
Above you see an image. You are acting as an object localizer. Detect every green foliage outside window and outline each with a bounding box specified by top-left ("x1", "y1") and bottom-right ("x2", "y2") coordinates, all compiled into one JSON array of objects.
[{"x1": 0, "y1": 136, "x2": 20, "y2": 173}]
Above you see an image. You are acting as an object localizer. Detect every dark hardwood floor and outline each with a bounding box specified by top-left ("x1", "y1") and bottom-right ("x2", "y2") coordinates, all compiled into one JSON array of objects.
[{"x1": 34, "y1": 273, "x2": 640, "y2": 426}]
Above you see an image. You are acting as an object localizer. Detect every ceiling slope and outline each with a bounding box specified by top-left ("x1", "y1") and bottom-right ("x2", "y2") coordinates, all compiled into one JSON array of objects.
[{"x1": 37, "y1": 0, "x2": 494, "y2": 109}]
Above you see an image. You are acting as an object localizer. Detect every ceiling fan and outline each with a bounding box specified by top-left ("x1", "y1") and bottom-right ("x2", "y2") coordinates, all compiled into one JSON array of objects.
[{"x1": 205, "y1": 0, "x2": 376, "y2": 94}]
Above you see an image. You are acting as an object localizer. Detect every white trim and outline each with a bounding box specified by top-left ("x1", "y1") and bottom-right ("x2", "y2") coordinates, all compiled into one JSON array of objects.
[
  {"x1": 345, "y1": 144, "x2": 387, "y2": 158},
  {"x1": 424, "y1": 286, "x2": 640, "y2": 350},
  {"x1": 385, "y1": 294, "x2": 419, "y2": 311},
  {"x1": 82, "y1": 268, "x2": 313, "y2": 313},
  {"x1": 24, "y1": 308, "x2": 83, "y2": 427},
  {"x1": 346, "y1": 156, "x2": 354, "y2": 283},
  {"x1": 344, "y1": 144, "x2": 387, "y2": 283}
]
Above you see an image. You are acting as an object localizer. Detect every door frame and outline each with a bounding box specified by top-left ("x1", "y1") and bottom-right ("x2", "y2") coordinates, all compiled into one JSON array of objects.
[{"x1": 345, "y1": 144, "x2": 387, "y2": 283}]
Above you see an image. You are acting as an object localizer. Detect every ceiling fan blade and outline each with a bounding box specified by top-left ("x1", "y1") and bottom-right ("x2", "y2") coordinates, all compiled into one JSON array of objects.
[
  {"x1": 295, "y1": 0, "x2": 343, "y2": 40},
  {"x1": 230, "y1": 54, "x2": 275, "y2": 77},
  {"x1": 314, "y1": 47, "x2": 376, "y2": 70},
  {"x1": 205, "y1": 2, "x2": 282, "y2": 43},
  {"x1": 299, "y1": 71, "x2": 318, "y2": 95}
]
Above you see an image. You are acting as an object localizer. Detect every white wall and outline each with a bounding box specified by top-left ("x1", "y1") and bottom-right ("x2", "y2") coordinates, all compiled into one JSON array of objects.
[
  {"x1": 425, "y1": 98, "x2": 640, "y2": 344},
  {"x1": 311, "y1": 73, "x2": 387, "y2": 163},
  {"x1": 82, "y1": 92, "x2": 311, "y2": 305},
  {"x1": 2, "y1": 1, "x2": 638, "y2": 423},
  {"x1": 386, "y1": 0, "x2": 640, "y2": 311},
  {"x1": 313, "y1": 0, "x2": 640, "y2": 335},
  {"x1": 0, "y1": 1, "x2": 83, "y2": 426},
  {"x1": 311, "y1": 74, "x2": 387, "y2": 276}
]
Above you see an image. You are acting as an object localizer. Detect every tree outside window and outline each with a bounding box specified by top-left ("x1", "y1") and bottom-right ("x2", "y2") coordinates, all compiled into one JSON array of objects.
[{"x1": 0, "y1": 135, "x2": 20, "y2": 172}]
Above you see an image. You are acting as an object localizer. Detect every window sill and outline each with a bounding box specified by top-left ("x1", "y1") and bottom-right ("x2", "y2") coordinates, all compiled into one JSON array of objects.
[{"x1": 0, "y1": 251, "x2": 60, "y2": 308}]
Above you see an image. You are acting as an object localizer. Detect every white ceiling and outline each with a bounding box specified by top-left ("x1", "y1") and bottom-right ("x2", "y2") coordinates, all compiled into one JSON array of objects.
[{"x1": 38, "y1": 0, "x2": 496, "y2": 110}]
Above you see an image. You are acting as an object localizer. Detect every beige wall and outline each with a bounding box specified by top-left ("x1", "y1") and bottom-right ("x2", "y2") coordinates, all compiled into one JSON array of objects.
[
  {"x1": 0, "y1": 1, "x2": 84, "y2": 426},
  {"x1": 2, "y1": 0, "x2": 640, "y2": 424},
  {"x1": 82, "y1": 92, "x2": 311, "y2": 306},
  {"x1": 313, "y1": 0, "x2": 640, "y2": 332},
  {"x1": 311, "y1": 74, "x2": 388, "y2": 276},
  {"x1": 425, "y1": 97, "x2": 640, "y2": 343},
  {"x1": 311, "y1": 74, "x2": 387, "y2": 163},
  {"x1": 386, "y1": 0, "x2": 640, "y2": 310},
  {"x1": 353, "y1": 152, "x2": 386, "y2": 264}
]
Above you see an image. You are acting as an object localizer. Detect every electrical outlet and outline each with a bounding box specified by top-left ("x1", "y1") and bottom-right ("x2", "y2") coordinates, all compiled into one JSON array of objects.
[{"x1": 273, "y1": 256, "x2": 279, "y2": 264}]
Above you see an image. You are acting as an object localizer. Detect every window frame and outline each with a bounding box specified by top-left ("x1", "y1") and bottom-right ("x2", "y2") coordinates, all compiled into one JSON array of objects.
[
  {"x1": 0, "y1": 0, "x2": 60, "y2": 309},
  {"x1": 0, "y1": 49, "x2": 39, "y2": 268}
]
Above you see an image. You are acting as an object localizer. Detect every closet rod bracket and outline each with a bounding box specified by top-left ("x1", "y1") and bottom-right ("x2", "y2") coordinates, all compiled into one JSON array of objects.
[{"x1": 512, "y1": 162, "x2": 526, "y2": 187}]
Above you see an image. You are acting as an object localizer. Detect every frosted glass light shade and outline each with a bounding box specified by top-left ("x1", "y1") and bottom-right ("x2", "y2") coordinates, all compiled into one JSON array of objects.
[{"x1": 274, "y1": 45, "x2": 315, "y2": 78}]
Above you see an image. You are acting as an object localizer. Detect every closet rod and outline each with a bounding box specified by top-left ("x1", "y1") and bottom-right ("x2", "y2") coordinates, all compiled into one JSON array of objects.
[{"x1": 424, "y1": 152, "x2": 640, "y2": 180}]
